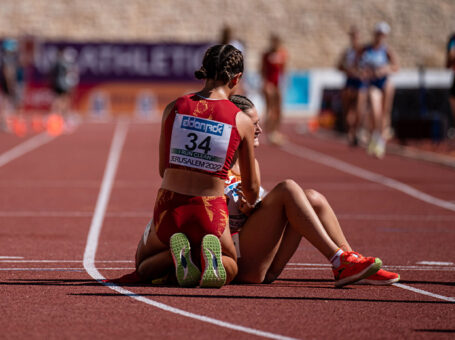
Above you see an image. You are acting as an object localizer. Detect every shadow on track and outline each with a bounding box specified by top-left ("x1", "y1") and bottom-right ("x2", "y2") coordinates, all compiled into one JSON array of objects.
[{"x1": 68, "y1": 291, "x2": 455, "y2": 304}]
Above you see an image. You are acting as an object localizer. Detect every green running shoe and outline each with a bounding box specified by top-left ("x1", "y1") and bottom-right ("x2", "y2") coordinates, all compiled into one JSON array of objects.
[
  {"x1": 170, "y1": 233, "x2": 201, "y2": 287},
  {"x1": 200, "y1": 234, "x2": 226, "y2": 288}
]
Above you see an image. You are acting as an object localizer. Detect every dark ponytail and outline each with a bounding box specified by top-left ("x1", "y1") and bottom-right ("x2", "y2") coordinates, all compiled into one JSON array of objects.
[{"x1": 195, "y1": 44, "x2": 243, "y2": 83}]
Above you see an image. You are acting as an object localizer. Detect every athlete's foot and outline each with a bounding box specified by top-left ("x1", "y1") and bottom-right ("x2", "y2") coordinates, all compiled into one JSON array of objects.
[
  {"x1": 199, "y1": 234, "x2": 226, "y2": 288},
  {"x1": 170, "y1": 233, "x2": 201, "y2": 287},
  {"x1": 333, "y1": 251, "x2": 382, "y2": 287},
  {"x1": 357, "y1": 269, "x2": 400, "y2": 285}
]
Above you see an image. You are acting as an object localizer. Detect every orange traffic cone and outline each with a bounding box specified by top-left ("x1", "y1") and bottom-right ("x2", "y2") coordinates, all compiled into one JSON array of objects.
[{"x1": 46, "y1": 113, "x2": 64, "y2": 136}]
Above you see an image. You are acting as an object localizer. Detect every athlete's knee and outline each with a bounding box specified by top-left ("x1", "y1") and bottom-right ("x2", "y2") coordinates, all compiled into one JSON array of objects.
[
  {"x1": 275, "y1": 179, "x2": 301, "y2": 196},
  {"x1": 304, "y1": 188, "x2": 327, "y2": 212}
]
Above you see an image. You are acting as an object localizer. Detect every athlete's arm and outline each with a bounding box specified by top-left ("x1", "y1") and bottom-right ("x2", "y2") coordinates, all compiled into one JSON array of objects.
[
  {"x1": 236, "y1": 111, "x2": 260, "y2": 205},
  {"x1": 254, "y1": 159, "x2": 261, "y2": 184},
  {"x1": 387, "y1": 48, "x2": 399, "y2": 73},
  {"x1": 337, "y1": 49, "x2": 348, "y2": 72},
  {"x1": 159, "y1": 100, "x2": 176, "y2": 178}
]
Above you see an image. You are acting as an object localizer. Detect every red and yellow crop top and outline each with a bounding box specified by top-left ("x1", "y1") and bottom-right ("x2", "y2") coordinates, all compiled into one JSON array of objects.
[{"x1": 163, "y1": 94, "x2": 242, "y2": 180}]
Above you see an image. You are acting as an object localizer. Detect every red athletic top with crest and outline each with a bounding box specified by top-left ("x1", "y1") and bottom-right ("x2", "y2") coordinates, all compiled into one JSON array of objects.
[{"x1": 163, "y1": 93, "x2": 242, "y2": 180}]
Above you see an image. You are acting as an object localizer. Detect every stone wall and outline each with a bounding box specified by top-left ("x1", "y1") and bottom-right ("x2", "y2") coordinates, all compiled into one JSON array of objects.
[{"x1": 1, "y1": 0, "x2": 454, "y2": 71}]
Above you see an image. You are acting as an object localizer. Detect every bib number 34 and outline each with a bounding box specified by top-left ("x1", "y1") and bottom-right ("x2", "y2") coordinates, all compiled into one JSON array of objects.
[{"x1": 185, "y1": 133, "x2": 211, "y2": 154}]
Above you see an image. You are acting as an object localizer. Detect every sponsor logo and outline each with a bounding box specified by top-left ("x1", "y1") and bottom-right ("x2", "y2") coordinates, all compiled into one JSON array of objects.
[{"x1": 181, "y1": 116, "x2": 225, "y2": 136}]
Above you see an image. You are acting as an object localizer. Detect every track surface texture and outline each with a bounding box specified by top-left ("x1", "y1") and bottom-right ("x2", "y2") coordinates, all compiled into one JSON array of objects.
[{"x1": 1, "y1": 120, "x2": 454, "y2": 340}]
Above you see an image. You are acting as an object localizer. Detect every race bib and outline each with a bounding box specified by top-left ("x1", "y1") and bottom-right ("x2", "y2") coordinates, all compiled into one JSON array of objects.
[{"x1": 169, "y1": 114, "x2": 232, "y2": 172}]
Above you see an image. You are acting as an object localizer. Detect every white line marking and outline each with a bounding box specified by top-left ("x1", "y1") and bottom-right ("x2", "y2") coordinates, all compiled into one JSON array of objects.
[
  {"x1": 82, "y1": 120, "x2": 296, "y2": 340},
  {"x1": 282, "y1": 143, "x2": 455, "y2": 213},
  {"x1": 0, "y1": 133, "x2": 55, "y2": 168},
  {"x1": 417, "y1": 261, "x2": 454, "y2": 266},
  {"x1": 392, "y1": 283, "x2": 455, "y2": 302},
  {"x1": 0, "y1": 260, "x2": 134, "y2": 263},
  {"x1": 0, "y1": 256, "x2": 24, "y2": 259},
  {"x1": 0, "y1": 267, "x2": 134, "y2": 271}
]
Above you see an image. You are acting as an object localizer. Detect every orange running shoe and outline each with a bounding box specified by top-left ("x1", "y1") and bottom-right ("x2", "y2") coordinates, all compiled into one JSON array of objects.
[
  {"x1": 358, "y1": 269, "x2": 400, "y2": 285},
  {"x1": 333, "y1": 251, "x2": 382, "y2": 287}
]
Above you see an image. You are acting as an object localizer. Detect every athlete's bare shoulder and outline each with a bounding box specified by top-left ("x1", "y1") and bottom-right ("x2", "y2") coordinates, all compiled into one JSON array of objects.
[
  {"x1": 235, "y1": 110, "x2": 254, "y2": 138},
  {"x1": 161, "y1": 99, "x2": 177, "y2": 123}
]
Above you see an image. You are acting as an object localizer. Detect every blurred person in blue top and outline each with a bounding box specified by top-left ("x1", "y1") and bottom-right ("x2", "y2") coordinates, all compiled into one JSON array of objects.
[
  {"x1": 446, "y1": 32, "x2": 455, "y2": 139},
  {"x1": 0, "y1": 38, "x2": 27, "y2": 136},
  {"x1": 337, "y1": 26, "x2": 367, "y2": 146},
  {"x1": 359, "y1": 22, "x2": 399, "y2": 158}
]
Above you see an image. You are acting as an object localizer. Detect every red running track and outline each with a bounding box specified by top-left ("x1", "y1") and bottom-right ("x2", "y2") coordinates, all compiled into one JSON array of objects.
[{"x1": 0, "y1": 120, "x2": 454, "y2": 339}]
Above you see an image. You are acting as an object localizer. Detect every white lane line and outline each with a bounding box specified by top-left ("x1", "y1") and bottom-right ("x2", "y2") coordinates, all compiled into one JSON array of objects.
[
  {"x1": 0, "y1": 256, "x2": 24, "y2": 259},
  {"x1": 0, "y1": 133, "x2": 55, "y2": 168},
  {"x1": 3, "y1": 262, "x2": 455, "y2": 272},
  {"x1": 0, "y1": 260, "x2": 134, "y2": 263},
  {"x1": 282, "y1": 143, "x2": 455, "y2": 213},
  {"x1": 82, "y1": 120, "x2": 296, "y2": 340},
  {"x1": 417, "y1": 261, "x2": 454, "y2": 266},
  {"x1": 392, "y1": 283, "x2": 455, "y2": 302},
  {"x1": 0, "y1": 267, "x2": 134, "y2": 271}
]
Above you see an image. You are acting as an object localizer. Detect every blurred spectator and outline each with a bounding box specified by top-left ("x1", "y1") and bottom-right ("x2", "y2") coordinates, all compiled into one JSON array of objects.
[
  {"x1": 359, "y1": 22, "x2": 399, "y2": 158},
  {"x1": 220, "y1": 25, "x2": 245, "y2": 55},
  {"x1": 261, "y1": 34, "x2": 288, "y2": 145},
  {"x1": 0, "y1": 38, "x2": 29, "y2": 136},
  {"x1": 220, "y1": 25, "x2": 246, "y2": 95},
  {"x1": 337, "y1": 25, "x2": 366, "y2": 146},
  {"x1": 446, "y1": 32, "x2": 455, "y2": 139},
  {"x1": 49, "y1": 46, "x2": 79, "y2": 119}
]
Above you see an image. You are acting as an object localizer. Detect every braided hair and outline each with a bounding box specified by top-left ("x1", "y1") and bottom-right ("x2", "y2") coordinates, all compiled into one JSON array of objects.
[
  {"x1": 229, "y1": 94, "x2": 254, "y2": 111},
  {"x1": 195, "y1": 44, "x2": 243, "y2": 83}
]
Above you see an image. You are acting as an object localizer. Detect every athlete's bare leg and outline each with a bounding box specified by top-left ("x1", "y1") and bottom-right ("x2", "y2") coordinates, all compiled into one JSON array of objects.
[
  {"x1": 382, "y1": 81, "x2": 395, "y2": 135},
  {"x1": 236, "y1": 179, "x2": 339, "y2": 283},
  {"x1": 304, "y1": 189, "x2": 352, "y2": 252},
  {"x1": 135, "y1": 222, "x2": 238, "y2": 284},
  {"x1": 264, "y1": 83, "x2": 282, "y2": 141},
  {"x1": 356, "y1": 88, "x2": 370, "y2": 143},
  {"x1": 135, "y1": 226, "x2": 171, "y2": 281},
  {"x1": 257, "y1": 188, "x2": 353, "y2": 284},
  {"x1": 219, "y1": 226, "x2": 239, "y2": 284},
  {"x1": 262, "y1": 225, "x2": 301, "y2": 283},
  {"x1": 449, "y1": 96, "x2": 455, "y2": 136},
  {"x1": 369, "y1": 87, "x2": 383, "y2": 134},
  {"x1": 343, "y1": 88, "x2": 359, "y2": 143}
]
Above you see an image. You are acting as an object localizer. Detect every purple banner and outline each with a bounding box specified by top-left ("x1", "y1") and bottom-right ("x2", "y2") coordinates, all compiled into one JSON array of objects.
[{"x1": 32, "y1": 41, "x2": 212, "y2": 83}]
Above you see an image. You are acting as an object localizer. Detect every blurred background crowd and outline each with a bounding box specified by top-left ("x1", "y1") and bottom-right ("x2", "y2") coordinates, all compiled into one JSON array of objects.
[{"x1": 1, "y1": 0, "x2": 454, "y2": 157}]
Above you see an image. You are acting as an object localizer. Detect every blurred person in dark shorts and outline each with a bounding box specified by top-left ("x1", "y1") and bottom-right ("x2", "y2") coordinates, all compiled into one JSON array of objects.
[
  {"x1": 359, "y1": 22, "x2": 399, "y2": 158},
  {"x1": 446, "y1": 32, "x2": 455, "y2": 140},
  {"x1": 337, "y1": 26, "x2": 367, "y2": 146}
]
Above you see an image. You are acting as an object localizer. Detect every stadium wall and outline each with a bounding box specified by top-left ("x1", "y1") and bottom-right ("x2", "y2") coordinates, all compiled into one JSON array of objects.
[{"x1": 1, "y1": 0, "x2": 454, "y2": 71}]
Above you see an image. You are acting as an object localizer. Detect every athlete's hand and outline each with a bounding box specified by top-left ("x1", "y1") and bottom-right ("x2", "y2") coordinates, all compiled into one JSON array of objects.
[{"x1": 236, "y1": 184, "x2": 256, "y2": 216}]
